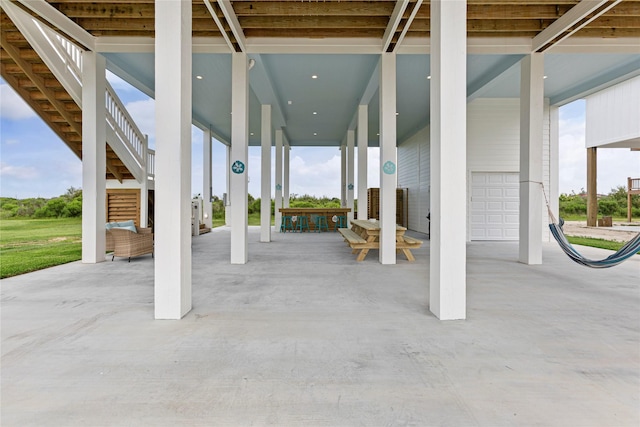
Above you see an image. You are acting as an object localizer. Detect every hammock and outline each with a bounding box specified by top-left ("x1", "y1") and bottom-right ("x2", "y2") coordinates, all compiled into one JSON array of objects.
[
  {"x1": 549, "y1": 220, "x2": 640, "y2": 268},
  {"x1": 534, "y1": 181, "x2": 640, "y2": 268}
]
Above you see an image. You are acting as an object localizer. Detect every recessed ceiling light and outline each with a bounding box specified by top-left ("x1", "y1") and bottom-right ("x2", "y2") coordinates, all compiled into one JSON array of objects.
[
  {"x1": 313, "y1": 132, "x2": 318, "y2": 136},
  {"x1": 427, "y1": 75, "x2": 431, "y2": 79},
  {"x1": 250, "y1": 132, "x2": 254, "y2": 136},
  {"x1": 288, "y1": 100, "x2": 293, "y2": 105},
  {"x1": 543, "y1": 75, "x2": 548, "y2": 79},
  {"x1": 377, "y1": 133, "x2": 380, "y2": 136},
  {"x1": 196, "y1": 75, "x2": 203, "y2": 80},
  {"x1": 396, "y1": 112, "x2": 399, "y2": 116},
  {"x1": 313, "y1": 111, "x2": 317, "y2": 115},
  {"x1": 312, "y1": 75, "x2": 318, "y2": 79}
]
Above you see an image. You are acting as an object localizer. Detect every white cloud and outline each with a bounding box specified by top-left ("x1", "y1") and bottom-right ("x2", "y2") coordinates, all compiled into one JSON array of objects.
[
  {"x1": 288, "y1": 153, "x2": 342, "y2": 198},
  {"x1": 0, "y1": 162, "x2": 38, "y2": 179},
  {"x1": 0, "y1": 83, "x2": 36, "y2": 120}
]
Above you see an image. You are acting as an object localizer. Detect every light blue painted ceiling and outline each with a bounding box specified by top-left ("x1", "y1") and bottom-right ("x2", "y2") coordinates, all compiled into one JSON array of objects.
[{"x1": 105, "y1": 51, "x2": 640, "y2": 147}]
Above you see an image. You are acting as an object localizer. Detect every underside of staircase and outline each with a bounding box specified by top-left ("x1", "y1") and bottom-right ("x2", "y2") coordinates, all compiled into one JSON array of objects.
[{"x1": 1, "y1": 10, "x2": 134, "y2": 182}]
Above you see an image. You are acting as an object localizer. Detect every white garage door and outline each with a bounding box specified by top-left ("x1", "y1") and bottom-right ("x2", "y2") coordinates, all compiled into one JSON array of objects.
[{"x1": 470, "y1": 172, "x2": 519, "y2": 240}]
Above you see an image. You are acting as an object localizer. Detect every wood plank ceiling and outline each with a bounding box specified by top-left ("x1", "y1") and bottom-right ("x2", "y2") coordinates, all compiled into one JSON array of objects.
[
  {"x1": 39, "y1": 1, "x2": 640, "y2": 41},
  {"x1": 1, "y1": 0, "x2": 639, "y2": 179}
]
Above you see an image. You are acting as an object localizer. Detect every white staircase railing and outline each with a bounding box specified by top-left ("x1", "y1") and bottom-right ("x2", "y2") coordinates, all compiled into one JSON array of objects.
[
  {"x1": 105, "y1": 82, "x2": 146, "y2": 182},
  {"x1": 3, "y1": 0, "x2": 154, "y2": 183}
]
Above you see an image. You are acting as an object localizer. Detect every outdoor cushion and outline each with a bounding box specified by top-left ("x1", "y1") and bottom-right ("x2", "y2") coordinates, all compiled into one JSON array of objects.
[{"x1": 106, "y1": 220, "x2": 137, "y2": 233}]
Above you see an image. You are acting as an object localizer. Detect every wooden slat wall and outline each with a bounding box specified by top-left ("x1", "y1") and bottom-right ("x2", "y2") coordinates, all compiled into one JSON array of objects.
[
  {"x1": 367, "y1": 188, "x2": 407, "y2": 227},
  {"x1": 106, "y1": 189, "x2": 140, "y2": 226}
]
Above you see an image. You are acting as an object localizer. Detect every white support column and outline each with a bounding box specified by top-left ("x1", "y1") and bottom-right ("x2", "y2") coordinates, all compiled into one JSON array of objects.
[
  {"x1": 274, "y1": 129, "x2": 283, "y2": 230},
  {"x1": 379, "y1": 53, "x2": 397, "y2": 265},
  {"x1": 81, "y1": 51, "x2": 106, "y2": 264},
  {"x1": 225, "y1": 144, "x2": 231, "y2": 226},
  {"x1": 154, "y1": 0, "x2": 192, "y2": 319},
  {"x1": 284, "y1": 144, "x2": 290, "y2": 207},
  {"x1": 549, "y1": 105, "x2": 560, "y2": 231},
  {"x1": 347, "y1": 130, "x2": 355, "y2": 224},
  {"x1": 357, "y1": 105, "x2": 369, "y2": 220},
  {"x1": 203, "y1": 128, "x2": 213, "y2": 229},
  {"x1": 430, "y1": 0, "x2": 467, "y2": 320},
  {"x1": 140, "y1": 135, "x2": 149, "y2": 228},
  {"x1": 260, "y1": 105, "x2": 272, "y2": 242},
  {"x1": 519, "y1": 54, "x2": 544, "y2": 265},
  {"x1": 230, "y1": 52, "x2": 249, "y2": 264},
  {"x1": 341, "y1": 145, "x2": 347, "y2": 206}
]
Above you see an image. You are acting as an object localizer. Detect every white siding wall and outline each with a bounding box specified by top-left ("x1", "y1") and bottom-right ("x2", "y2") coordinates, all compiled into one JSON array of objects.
[
  {"x1": 398, "y1": 98, "x2": 552, "y2": 241},
  {"x1": 586, "y1": 75, "x2": 640, "y2": 148},
  {"x1": 397, "y1": 126, "x2": 430, "y2": 234}
]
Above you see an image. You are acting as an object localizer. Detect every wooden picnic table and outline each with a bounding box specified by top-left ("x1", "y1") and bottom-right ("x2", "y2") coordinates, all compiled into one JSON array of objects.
[{"x1": 339, "y1": 219, "x2": 422, "y2": 261}]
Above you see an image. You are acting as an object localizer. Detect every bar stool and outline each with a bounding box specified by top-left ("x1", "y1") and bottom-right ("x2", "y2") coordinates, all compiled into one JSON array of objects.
[
  {"x1": 315, "y1": 215, "x2": 329, "y2": 232},
  {"x1": 280, "y1": 215, "x2": 294, "y2": 232},
  {"x1": 296, "y1": 215, "x2": 310, "y2": 232},
  {"x1": 335, "y1": 215, "x2": 347, "y2": 230}
]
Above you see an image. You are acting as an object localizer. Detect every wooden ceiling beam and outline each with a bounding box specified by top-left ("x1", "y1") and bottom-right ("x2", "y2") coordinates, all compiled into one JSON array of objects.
[
  {"x1": 232, "y1": 1, "x2": 396, "y2": 17},
  {"x1": 54, "y1": 3, "x2": 212, "y2": 19},
  {"x1": 587, "y1": 16, "x2": 640, "y2": 29},
  {"x1": 467, "y1": 19, "x2": 554, "y2": 32},
  {"x1": 76, "y1": 17, "x2": 215, "y2": 29},
  {"x1": 238, "y1": 16, "x2": 389, "y2": 29},
  {"x1": 243, "y1": 28, "x2": 385, "y2": 39},
  {"x1": 575, "y1": 27, "x2": 640, "y2": 37}
]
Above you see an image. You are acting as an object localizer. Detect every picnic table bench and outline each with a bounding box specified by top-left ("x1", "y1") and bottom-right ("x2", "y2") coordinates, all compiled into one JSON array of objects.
[{"x1": 339, "y1": 219, "x2": 423, "y2": 262}]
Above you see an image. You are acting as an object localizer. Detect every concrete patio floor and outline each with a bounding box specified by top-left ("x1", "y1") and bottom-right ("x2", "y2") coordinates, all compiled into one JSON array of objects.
[{"x1": 2, "y1": 227, "x2": 639, "y2": 426}]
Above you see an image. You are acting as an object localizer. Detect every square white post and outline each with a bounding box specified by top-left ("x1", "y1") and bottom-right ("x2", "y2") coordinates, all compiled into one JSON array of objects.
[
  {"x1": 379, "y1": 53, "x2": 397, "y2": 265},
  {"x1": 81, "y1": 51, "x2": 106, "y2": 264},
  {"x1": 203, "y1": 128, "x2": 213, "y2": 229},
  {"x1": 347, "y1": 130, "x2": 355, "y2": 224},
  {"x1": 230, "y1": 53, "x2": 249, "y2": 264},
  {"x1": 357, "y1": 105, "x2": 369, "y2": 220},
  {"x1": 430, "y1": 0, "x2": 467, "y2": 320},
  {"x1": 549, "y1": 105, "x2": 560, "y2": 231},
  {"x1": 274, "y1": 129, "x2": 283, "y2": 230},
  {"x1": 154, "y1": 0, "x2": 192, "y2": 319},
  {"x1": 140, "y1": 135, "x2": 149, "y2": 228},
  {"x1": 519, "y1": 54, "x2": 544, "y2": 264},
  {"x1": 225, "y1": 144, "x2": 231, "y2": 226},
  {"x1": 260, "y1": 104, "x2": 272, "y2": 242},
  {"x1": 284, "y1": 144, "x2": 290, "y2": 207},
  {"x1": 341, "y1": 145, "x2": 347, "y2": 206}
]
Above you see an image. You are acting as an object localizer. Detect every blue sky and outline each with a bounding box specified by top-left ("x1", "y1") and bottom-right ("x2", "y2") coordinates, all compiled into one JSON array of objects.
[{"x1": 1, "y1": 75, "x2": 638, "y2": 200}]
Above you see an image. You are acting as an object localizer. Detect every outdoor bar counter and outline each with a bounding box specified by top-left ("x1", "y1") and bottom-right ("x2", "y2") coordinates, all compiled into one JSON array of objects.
[{"x1": 279, "y1": 207, "x2": 351, "y2": 232}]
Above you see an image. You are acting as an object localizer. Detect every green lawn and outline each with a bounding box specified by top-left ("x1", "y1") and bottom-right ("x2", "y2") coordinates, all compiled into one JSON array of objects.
[
  {"x1": 1, "y1": 217, "x2": 82, "y2": 279},
  {"x1": 212, "y1": 213, "x2": 273, "y2": 227},
  {"x1": 2, "y1": 215, "x2": 633, "y2": 279},
  {"x1": 565, "y1": 236, "x2": 631, "y2": 252}
]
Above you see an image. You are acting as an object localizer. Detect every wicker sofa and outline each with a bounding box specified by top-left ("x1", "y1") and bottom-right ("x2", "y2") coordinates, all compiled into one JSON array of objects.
[{"x1": 109, "y1": 226, "x2": 154, "y2": 262}]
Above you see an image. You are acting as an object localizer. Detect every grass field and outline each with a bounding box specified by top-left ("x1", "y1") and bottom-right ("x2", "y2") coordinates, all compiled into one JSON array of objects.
[
  {"x1": 1, "y1": 217, "x2": 82, "y2": 279},
  {"x1": 1, "y1": 215, "x2": 634, "y2": 279},
  {"x1": 565, "y1": 235, "x2": 629, "y2": 252}
]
